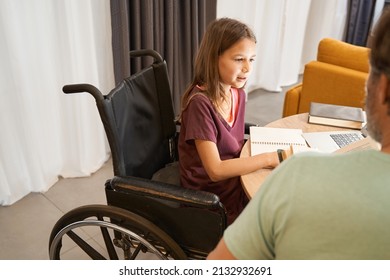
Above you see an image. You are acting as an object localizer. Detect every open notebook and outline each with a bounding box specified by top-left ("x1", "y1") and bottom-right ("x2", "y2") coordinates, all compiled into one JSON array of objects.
[{"x1": 249, "y1": 126, "x2": 309, "y2": 156}]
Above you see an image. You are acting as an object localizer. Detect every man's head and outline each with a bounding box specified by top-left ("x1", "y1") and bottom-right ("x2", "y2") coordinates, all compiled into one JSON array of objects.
[{"x1": 365, "y1": 9, "x2": 390, "y2": 144}]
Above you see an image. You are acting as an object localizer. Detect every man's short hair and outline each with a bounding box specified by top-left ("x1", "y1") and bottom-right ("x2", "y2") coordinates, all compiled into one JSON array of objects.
[{"x1": 369, "y1": 8, "x2": 390, "y2": 79}]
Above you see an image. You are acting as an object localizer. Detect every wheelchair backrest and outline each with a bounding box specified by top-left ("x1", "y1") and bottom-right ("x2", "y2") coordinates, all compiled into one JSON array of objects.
[{"x1": 98, "y1": 50, "x2": 177, "y2": 178}]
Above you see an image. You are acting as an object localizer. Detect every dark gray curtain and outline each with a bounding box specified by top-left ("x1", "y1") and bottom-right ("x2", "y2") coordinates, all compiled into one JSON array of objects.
[
  {"x1": 110, "y1": 0, "x2": 216, "y2": 114},
  {"x1": 345, "y1": 0, "x2": 376, "y2": 46}
]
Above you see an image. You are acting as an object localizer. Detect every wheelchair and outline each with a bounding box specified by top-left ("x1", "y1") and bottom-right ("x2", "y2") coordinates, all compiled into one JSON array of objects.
[{"x1": 48, "y1": 49, "x2": 229, "y2": 260}]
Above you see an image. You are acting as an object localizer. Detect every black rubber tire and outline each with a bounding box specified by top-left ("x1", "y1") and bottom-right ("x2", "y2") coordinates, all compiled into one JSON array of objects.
[{"x1": 49, "y1": 204, "x2": 187, "y2": 260}]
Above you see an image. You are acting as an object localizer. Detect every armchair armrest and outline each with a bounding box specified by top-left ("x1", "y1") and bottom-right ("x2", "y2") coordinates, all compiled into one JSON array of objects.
[{"x1": 282, "y1": 83, "x2": 302, "y2": 117}]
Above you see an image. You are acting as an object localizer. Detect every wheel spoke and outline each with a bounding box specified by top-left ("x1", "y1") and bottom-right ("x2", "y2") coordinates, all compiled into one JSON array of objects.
[
  {"x1": 129, "y1": 242, "x2": 145, "y2": 260},
  {"x1": 97, "y1": 215, "x2": 119, "y2": 260},
  {"x1": 67, "y1": 230, "x2": 106, "y2": 260},
  {"x1": 100, "y1": 226, "x2": 119, "y2": 260}
]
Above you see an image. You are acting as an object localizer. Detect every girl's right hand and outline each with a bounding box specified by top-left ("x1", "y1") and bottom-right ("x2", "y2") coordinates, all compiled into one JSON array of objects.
[{"x1": 261, "y1": 151, "x2": 280, "y2": 169}]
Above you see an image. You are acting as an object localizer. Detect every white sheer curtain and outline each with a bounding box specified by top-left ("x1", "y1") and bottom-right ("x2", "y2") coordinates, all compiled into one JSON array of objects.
[
  {"x1": 217, "y1": 0, "x2": 349, "y2": 92},
  {"x1": 0, "y1": 0, "x2": 114, "y2": 205}
]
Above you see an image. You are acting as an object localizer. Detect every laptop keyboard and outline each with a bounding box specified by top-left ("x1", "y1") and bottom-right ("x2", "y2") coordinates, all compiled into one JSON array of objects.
[{"x1": 330, "y1": 133, "x2": 364, "y2": 148}]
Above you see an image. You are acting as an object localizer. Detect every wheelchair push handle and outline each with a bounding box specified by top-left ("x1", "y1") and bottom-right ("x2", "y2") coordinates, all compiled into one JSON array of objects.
[
  {"x1": 62, "y1": 84, "x2": 104, "y2": 101},
  {"x1": 129, "y1": 49, "x2": 163, "y2": 63}
]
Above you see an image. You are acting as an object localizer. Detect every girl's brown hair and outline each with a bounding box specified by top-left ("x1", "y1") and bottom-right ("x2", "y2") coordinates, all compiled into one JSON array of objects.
[{"x1": 180, "y1": 18, "x2": 256, "y2": 113}]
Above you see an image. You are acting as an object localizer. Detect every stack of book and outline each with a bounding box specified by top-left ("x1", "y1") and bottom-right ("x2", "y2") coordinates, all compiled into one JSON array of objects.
[{"x1": 308, "y1": 102, "x2": 365, "y2": 129}]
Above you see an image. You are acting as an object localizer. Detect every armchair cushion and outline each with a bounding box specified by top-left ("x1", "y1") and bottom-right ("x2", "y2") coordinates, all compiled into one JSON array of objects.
[
  {"x1": 317, "y1": 38, "x2": 369, "y2": 72},
  {"x1": 298, "y1": 61, "x2": 367, "y2": 113}
]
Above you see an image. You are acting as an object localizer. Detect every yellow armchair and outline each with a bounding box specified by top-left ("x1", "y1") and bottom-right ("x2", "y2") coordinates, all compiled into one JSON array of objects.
[{"x1": 282, "y1": 38, "x2": 370, "y2": 117}]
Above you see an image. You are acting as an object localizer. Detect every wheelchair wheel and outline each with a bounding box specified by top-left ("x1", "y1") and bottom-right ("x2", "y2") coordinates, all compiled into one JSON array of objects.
[{"x1": 49, "y1": 204, "x2": 187, "y2": 260}]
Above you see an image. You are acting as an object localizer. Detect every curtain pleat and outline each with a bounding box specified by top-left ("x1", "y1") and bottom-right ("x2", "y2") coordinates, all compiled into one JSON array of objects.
[
  {"x1": 110, "y1": 0, "x2": 216, "y2": 115},
  {"x1": 110, "y1": 0, "x2": 131, "y2": 81},
  {"x1": 345, "y1": 0, "x2": 377, "y2": 46}
]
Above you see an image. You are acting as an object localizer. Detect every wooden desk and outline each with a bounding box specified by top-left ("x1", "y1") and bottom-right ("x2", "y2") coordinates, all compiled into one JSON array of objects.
[{"x1": 240, "y1": 113, "x2": 349, "y2": 198}]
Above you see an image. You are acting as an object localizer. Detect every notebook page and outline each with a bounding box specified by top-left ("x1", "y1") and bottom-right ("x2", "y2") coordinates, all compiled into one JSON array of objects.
[{"x1": 249, "y1": 126, "x2": 308, "y2": 156}]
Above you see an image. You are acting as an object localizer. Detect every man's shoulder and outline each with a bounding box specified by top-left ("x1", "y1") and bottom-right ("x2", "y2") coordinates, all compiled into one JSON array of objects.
[
  {"x1": 263, "y1": 151, "x2": 375, "y2": 189},
  {"x1": 287, "y1": 149, "x2": 375, "y2": 163}
]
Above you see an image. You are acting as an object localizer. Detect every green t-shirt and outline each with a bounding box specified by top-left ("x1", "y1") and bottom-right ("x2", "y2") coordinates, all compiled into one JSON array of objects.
[{"x1": 224, "y1": 150, "x2": 390, "y2": 259}]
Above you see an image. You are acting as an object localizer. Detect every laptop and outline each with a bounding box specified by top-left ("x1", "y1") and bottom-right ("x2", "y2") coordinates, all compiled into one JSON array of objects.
[{"x1": 302, "y1": 126, "x2": 368, "y2": 153}]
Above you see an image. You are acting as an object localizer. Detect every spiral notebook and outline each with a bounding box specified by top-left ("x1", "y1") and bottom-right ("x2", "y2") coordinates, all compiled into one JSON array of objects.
[{"x1": 249, "y1": 126, "x2": 308, "y2": 156}]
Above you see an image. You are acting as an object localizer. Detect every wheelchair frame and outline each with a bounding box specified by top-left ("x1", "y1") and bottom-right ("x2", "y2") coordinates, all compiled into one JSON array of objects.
[{"x1": 48, "y1": 49, "x2": 228, "y2": 260}]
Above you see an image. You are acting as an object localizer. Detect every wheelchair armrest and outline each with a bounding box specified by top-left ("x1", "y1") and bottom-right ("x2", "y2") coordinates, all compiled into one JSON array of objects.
[
  {"x1": 109, "y1": 176, "x2": 223, "y2": 210},
  {"x1": 245, "y1": 122, "x2": 257, "y2": 135}
]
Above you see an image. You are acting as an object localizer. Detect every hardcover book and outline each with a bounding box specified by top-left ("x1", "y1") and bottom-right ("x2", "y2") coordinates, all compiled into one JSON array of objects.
[{"x1": 308, "y1": 102, "x2": 365, "y2": 129}]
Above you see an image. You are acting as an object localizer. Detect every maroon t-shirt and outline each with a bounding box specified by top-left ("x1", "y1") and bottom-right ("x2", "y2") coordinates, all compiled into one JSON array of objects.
[{"x1": 179, "y1": 88, "x2": 249, "y2": 224}]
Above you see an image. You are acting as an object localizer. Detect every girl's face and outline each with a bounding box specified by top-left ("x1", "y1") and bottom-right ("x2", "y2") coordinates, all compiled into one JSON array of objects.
[{"x1": 218, "y1": 38, "x2": 256, "y2": 93}]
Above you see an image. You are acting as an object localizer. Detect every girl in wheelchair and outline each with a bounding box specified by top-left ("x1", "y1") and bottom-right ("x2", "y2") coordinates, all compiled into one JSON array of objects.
[{"x1": 179, "y1": 18, "x2": 280, "y2": 225}]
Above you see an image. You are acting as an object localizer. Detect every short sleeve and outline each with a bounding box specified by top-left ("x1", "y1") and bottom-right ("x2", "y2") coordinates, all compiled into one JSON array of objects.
[{"x1": 182, "y1": 95, "x2": 218, "y2": 143}]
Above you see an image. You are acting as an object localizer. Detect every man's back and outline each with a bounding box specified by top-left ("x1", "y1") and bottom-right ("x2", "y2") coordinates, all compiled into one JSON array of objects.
[{"x1": 224, "y1": 150, "x2": 390, "y2": 259}]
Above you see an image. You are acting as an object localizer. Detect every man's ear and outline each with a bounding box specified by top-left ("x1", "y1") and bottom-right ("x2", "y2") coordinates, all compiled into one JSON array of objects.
[{"x1": 379, "y1": 74, "x2": 390, "y2": 115}]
